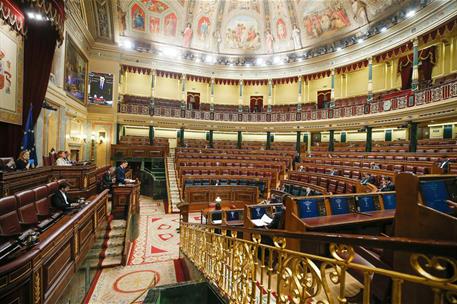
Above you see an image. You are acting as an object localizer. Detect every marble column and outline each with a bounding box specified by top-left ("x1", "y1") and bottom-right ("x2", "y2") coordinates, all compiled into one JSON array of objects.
[
  {"x1": 267, "y1": 79, "x2": 273, "y2": 112},
  {"x1": 365, "y1": 127, "x2": 373, "y2": 152},
  {"x1": 210, "y1": 77, "x2": 215, "y2": 111},
  {"x1": 297, "y1": 76, "x2": 303, "y2": 104},
  {"x1": 328, "y1": 130, "x2": 335, "y2": 152},
  {"x1": 330, "y1": 69, "x2": 335, "y2": 108},
  {"x1": 238, "y1": 79, "x2": 243, "y2": 112},
  {"x1": 367, "y1": 57, "x2": 373, "y2": 102},
  {"x1": 412, "y1": 38, "x2": 419, "y2": 91},
  {"x1": 181, "y1": 74, "x2": 186, "y2": 109}
]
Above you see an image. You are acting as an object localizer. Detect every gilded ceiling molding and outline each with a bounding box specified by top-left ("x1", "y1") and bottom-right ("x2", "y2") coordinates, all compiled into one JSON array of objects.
[
  {"x1": 0, "y1": 0, "x2": 25, "y2": 35},
  {"x1": 21, "y1": 0, "x2": 65, "y2": 43}
]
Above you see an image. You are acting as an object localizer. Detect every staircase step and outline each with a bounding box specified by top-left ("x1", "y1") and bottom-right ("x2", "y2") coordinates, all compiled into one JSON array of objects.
[{"x1": 101, "y1": 256, "x2": 122, "y2": 267}]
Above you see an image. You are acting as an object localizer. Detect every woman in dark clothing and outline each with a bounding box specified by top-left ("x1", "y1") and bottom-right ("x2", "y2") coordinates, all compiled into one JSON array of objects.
[{"x1": 15, "y1": 150, "x2": 35, "y2": 170}]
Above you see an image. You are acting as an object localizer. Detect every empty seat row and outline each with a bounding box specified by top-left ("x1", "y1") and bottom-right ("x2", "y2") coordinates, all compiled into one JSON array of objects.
[
  {"x1": 290, "y1": 173, "x2": 356, "y2": 194},
  {"x1": 0, "y1": 180, "x2": 65, "y2": 241}
]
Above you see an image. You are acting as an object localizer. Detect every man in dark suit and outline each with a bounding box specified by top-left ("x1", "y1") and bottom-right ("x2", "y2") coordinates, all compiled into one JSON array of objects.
[
  {"x1": 361, "y1": 173, "x2": 376, "y2": 185},
  {"x1": 379, "y1": 177, "x2": 395, "y2": 192},
  {"x1": 52, "y1": 183, "x2": 78, "y2": 211},
  {"x1": 101, "y1": 167, "x2": 116, "y2": 191},
  {"x1": 267, "y1": 206, "x2": 285, "y2": 230},
  {"x1": 116, "y1": 160, "x2": 129, "y2": 184}
]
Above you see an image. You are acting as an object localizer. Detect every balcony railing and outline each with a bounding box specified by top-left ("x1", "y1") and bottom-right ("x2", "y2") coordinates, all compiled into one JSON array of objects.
[
  {"x1": 118, "y1": 80, "x2": 457, "y2": 123},
  {"x1": 180, "y1": 222, "x2": 457, "y2": 304}
]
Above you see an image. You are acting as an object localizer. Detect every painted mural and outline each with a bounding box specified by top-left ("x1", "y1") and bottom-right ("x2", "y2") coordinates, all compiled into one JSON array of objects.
[
  {"x1": 131, "y1": 3, "x2": 145, "y2": 31},
  {"x1": 64, "y1": 35, "x2": 87, "y2": 105},
  {"x1": 225, "y1": 15, "x2": 261, "y2": 51},
  {"x1": 116, "y1": 0, "x2": 409, "y2": 54},
  {"x1": 0, "y1": 23, "x2": 23, "y2": 125}
]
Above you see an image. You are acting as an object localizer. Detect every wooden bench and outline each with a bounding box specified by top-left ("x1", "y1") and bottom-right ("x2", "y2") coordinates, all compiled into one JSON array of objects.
[{"x1": 289, "y1": 171, "x2": 376, "y2": 194}]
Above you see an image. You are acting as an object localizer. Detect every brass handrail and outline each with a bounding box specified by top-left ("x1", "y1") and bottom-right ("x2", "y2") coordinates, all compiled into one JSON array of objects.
[
  {"x1": 185, "y1": 222, "x2": 456, "y2": 256},
  {"x1": 180, "y1": 222, "x2": 457, "y2": 304}
]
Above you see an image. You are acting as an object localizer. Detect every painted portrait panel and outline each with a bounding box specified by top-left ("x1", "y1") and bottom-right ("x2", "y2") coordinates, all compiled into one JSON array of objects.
[
  {"x1": 197, "y1": 16, "x2": 210, "y2": 41},
  {"x1": 164, "y1": 12, "x2": 177, "y2": 37},
  {"x1": 0, "y1": 23, "x2": 23, "y2": 125},
  {"x1": 276, "y1": 18, "x2": 287, "y2": 40},
  {"x1": 150, "y1": 16, "x2": 160, "y2": 33},
  {"x1": 64, "y1": 35, "x2": 88, "y2": 105},
  {"x1": 88, "y1": 72, "x2": 114, "y2": 106},
  {"x1": 131, "y1": 3, "x2": 146, "y2": 32},
  {"x1": 224, "y1": 15, "x2": 261, "y2": 51}
]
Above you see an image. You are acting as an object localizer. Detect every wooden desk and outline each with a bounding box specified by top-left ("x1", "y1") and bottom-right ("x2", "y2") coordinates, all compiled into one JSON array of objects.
[
  {"x1": 184, "y1": 185, "x2": 258, "y2": 212},
  {"x1": 300, "y1": 209, "x2": 395, "y2": 231},
  {"x1": 51, "y1": 164, "x2": 97, "y2": 199},
  {"x1": 0, "y1": 167, "x2": 51, "y2": 196},
  {"x1": 0, "y1": 163, "x2": 99, "y2": 198},
  {"x1": 111, "y1": 182, "x2": 140, "y2": 219},
  {"x1": 0, "y1": 190, "x2": 109, "y2": 304}
]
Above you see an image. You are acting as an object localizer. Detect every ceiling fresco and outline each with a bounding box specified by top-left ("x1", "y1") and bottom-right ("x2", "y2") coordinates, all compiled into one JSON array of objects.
[{"x1": 115, "y1": 0, "x2": 411, "y2": 55}]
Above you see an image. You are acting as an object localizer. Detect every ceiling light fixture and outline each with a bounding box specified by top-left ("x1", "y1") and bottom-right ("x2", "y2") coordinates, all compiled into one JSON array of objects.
[
  {"x1": 256, "y1": 58, "x2": 265, "y2": 66},
  {"x1": 406, "y1": 10, "x2": 416, "y2": 18},
  {"x1": 123, "y1": 40, "x2": 133, "y2": 50},
  {"x1": 336, "y1": 47, "x2": 342, "y2": 51},
  {"x1": 273, "y1": 56, "x2": 282, "y2": 64},
  {"x1": 205, "y1": 55, "x2": 215, "y2": 64},
  {"x1": 380, "y1": 27, "x2": 387, "y2": 33},
  {"x1": 357, "y1": 38, "x2": 364, "y2": 44}
]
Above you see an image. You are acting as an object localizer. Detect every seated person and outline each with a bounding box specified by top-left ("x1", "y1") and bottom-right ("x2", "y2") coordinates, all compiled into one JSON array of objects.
[
  {"x1": 379, "y1": 177, "x2": 395, "y2": 192},
  {"x1": 304, "y1": 187, "x2": 315, "y2": 196},
  {"x1": 266, "y1": 206, "x2": 286, "y2": 229},
  {"x1": 102, "y1": 167, "x2": 116, "y2": 190},
  {"x1": 55, "y1": 151, "x2": 72, "y2": 166},
  {"x1": 64, "y1": 151, "x2": 75, "y2": 165},
  {"x1": 212, "y1": 202, "x2": 222, "y2": 222},
  {"x1": 329, "y1": 169, "x2": 337, "y2": 176},
  {"x1": 298, "y1": 165, "x2": 305, "y2": 172},
  {"x1": 15, "y1": 150, "x2": 35, "y2": 170},
  {"x1": 52, "y1": 182, "x2": 80, "y2": 211},
  {"x1": 370, "y1": 162, "x2": 380, "y2": 170},
  {"x1": 446, "y1": 200, "x2": 457, "y2": 216},
  {"x1": 361, "y1": 173, "x2": 376, "y2": 185}
]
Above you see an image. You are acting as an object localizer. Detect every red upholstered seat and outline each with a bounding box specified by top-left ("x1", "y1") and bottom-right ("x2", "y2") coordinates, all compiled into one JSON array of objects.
[
  {"x1": 404, "y1": 165, "x2": 415, "y2": 173},
  {"x1": 336, "y1": 181, "x2": 346, "y2": 194},
  {"x1": 351, "y1": 171, "x2": 360, "y2": 179},
  {"x1": 346, "y1": 183, "x2": 356, "y2": 193},
  {"x1": 15, "y1": 190, "x2": 39, "y2": 225},
  {"x1": 343, "y1": 170, "x2": 351, "y2": 178},
  {"x1": 310, "y1": 176, "x2": 318, "y2": 185},
  {"x1": 33, "y1": 186, "x2": 51, "y2": 218},
  {"x1": 0, "y1": 196, "x2": 22, "y2": 237},
  {"x1": 416, "y1": 167, "x2": 428, "y2": 174},
  {"x1": 319, "y1": 177, "x2": 328, "y2": 188},
  {"x1": 328, "y1": 180, "x2": 337, "y2": 193},
  {"x1": 393, "y1": 165, "x2": 403, "y2": 173}
]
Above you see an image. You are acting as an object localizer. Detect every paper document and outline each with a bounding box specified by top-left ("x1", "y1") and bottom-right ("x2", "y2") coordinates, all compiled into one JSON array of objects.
[
  {"x1": 212, "y1": 220, "x2": 222, "y2": 224},
  {"x1": 251, "y1": 214, "x2": 273, "y2": 227}
]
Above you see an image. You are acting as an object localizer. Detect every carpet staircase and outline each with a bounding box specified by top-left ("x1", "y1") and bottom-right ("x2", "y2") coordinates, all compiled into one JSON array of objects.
[
  {"x1": 86, "y1": 218, "x2": 127, "y2": 268},
  {"x1": 166, "y1": 148, "x2": 182, "y2": 213}
]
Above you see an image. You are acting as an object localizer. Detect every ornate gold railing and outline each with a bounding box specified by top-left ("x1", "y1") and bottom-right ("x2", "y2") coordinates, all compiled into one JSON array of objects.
[{"x1": 180, "y1": 223, "x2": 457, "y2": 304}]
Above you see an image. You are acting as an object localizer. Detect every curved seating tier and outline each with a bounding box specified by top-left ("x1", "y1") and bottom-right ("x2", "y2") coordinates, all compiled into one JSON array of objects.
[{"x1": 289, "y1": 171, "x2": 376, "y2": 194}]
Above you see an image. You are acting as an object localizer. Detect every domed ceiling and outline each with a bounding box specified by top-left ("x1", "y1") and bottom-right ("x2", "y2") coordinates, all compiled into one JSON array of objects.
[{"x1": 116, "y1": 0, "x2": 412, "y2": 55}]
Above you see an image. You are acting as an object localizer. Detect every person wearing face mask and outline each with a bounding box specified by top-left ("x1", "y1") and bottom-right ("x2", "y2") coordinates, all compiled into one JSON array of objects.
[
  {"x1": 52, "y1": 182, "x2": 79, "y2": 211},
  {"x1": 15, "y1": 150, "x2": 35, "y2": 170}
]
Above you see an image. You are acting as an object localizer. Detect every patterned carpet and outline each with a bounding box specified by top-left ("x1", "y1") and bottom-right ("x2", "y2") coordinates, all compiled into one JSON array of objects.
[{"x1": 86, "y1": 196, "x2": 181, "y2": 304}]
